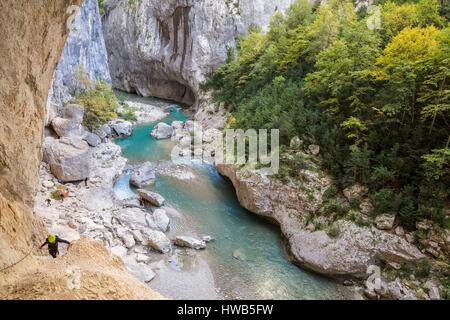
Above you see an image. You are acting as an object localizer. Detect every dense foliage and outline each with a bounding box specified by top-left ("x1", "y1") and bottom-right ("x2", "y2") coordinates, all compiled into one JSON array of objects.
[
  {"x1": 75, "y1": 80, "x2": 120, "y2": 129},
  {"x1": 204, "y1": 0, "x2": 449, "y2": 230},
  {"x1": 73, "y1": 67, "x2": 136, "y2": 129}
]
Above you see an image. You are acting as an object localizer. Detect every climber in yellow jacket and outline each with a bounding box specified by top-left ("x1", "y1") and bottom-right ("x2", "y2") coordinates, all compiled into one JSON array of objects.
[{"x1": 40, "y1": 234, "x2": 71, "y2": 258}]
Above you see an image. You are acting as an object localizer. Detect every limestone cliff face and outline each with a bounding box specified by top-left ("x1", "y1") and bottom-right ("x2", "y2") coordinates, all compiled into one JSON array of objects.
[
  {"x1": 216, "y1": 163, "x2": 425, "y2": 279},
  {"x1": 0, "y1": 0, "x2": 83, "y2": 269},
  {"x1": 0, "y1": 1, "x2": 161, "y2": 299},
  {"x1": 47, "y1": 0, "x2": 112, "y2": 125},
  {"x1": 102, "y1": 0, "x2": 296, "y2": 105}
]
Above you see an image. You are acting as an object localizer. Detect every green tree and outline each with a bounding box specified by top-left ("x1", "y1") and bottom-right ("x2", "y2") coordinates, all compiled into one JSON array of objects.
[
  {"x1": 381, "y1": 0, "x2": 444, "y2": 42},
  {"x1": 373, "y1": 26, "x2": 440, "y2": 124},
  {"x1": 418, "y1": 27, "x2": 450, "y2": 134},
  {"x1": 75, "y1": 81, "x2": 120, "y2": 129},
  {"x1": 204, "y1": 0, "x2": 449, "y2": 229}
]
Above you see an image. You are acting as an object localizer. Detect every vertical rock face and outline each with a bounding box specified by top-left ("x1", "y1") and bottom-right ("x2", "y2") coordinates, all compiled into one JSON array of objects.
[
  {"x1": 0, "y1": 0, "x2": 83, "y2": 269},
  {"x1": 47, "y1": 0, "x2": 111, "y2": 125},
  {"x1": 216, "y1": 163, "x2": 425, "y2": 279},
  {"x1": 102, "y1": 0, "x2": 296, "y2": 105}
]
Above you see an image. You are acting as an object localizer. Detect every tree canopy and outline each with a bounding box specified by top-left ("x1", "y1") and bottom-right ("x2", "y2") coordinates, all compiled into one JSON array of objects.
[{"x1": 204, "y1": 0, "x2": 449, "y2": 230}]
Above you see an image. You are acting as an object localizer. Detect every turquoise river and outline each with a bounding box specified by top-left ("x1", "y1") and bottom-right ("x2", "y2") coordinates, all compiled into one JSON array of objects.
[{"x1": 113, "y1": 94, "x2": 352, "y2": 300}]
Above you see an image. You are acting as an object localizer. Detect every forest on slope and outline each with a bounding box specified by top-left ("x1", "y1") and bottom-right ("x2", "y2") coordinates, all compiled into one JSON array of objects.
[{"x1": 204, "y1": 0, "x2": 450, "y2": 231}]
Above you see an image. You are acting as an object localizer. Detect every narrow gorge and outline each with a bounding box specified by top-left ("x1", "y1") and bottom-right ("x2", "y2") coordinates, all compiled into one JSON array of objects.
[{"x1": 1, "y1": 0, "x2": 448, "y2": 301}]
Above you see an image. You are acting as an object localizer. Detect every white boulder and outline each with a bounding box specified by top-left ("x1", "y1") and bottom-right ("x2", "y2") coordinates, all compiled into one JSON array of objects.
[
  {"x1": 141, "y1": 229, "x2": 171, "y2": 253},
  {"x1": 130, "y1": 162, "x2": 156, "y2": 188},
  {"x1": 151, "y1": 122, "x2": 173, "y2": 140},
  {"x1": 109, "y1": 119, "x2": 132, "y2": 137},
  {"x1": 43, "y1": 136, "x2": 91, "y2": 182},
  {"x1": 153, "y1": 208, "x2": 170, "y2": 232},
  {"x1": 174, "y1": 236, "x2": 207, "y2": 250},
  {"x1": 137, "y1": 189, "x2": 165, "y2": 207}
]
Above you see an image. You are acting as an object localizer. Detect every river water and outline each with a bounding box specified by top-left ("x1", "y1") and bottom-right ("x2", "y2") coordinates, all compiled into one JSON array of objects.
[{"x1": 113, "y1": 94, "x2": 351, "y2": 300}]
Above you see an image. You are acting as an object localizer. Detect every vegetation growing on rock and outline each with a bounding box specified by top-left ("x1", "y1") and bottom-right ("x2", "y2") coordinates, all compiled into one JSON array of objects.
[
  {"x1": 72, "y1": 70, "x2": 136, "y2": 130},
  {"x1": 204, "y1": 0, "x2": 450, "y2": 231}
]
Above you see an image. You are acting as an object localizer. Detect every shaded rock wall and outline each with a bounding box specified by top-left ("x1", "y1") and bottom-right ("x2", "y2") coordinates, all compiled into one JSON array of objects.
[
  {"x1": 47, "y1": 0, "x2": 111, "y2": 125},
  {"x1": 102, "y1": 0, "x2": 296, "y2": 106},
  {"x1": 0, "y1": 0, "x2": 84, "y2": 269},
  {"x1": 0, "y1": 2, "x2": 164, "y2": 299}
]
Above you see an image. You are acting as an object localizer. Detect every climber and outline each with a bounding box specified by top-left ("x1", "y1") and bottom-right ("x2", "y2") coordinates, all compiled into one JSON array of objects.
[{"x1": 40, "y1": 234, "x2": 71, "y2": 258}]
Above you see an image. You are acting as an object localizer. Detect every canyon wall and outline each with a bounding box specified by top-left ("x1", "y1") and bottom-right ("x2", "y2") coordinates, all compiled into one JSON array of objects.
[
  {"x1": 216, "y1": 163, "x2": 425, "y2": 279},
  {"x1": 47, "y1": 0, "x2": 111, "y2": 125},
  {"x1": 0, "y1": 1, "x2": 162, "y2": 299},
  {"x1": 0, "y1": 0, "x2": 84, "y2": 269},
  {"x1": 102, "y1": 0, "x2": 296, "y2": 105}
]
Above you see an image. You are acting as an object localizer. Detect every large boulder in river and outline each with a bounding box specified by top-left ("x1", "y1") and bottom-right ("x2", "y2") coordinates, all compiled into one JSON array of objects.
[
  {"x1": 43, "y1": 136, "x2": 91, "y2": 182},
  {"x1": 151, "y1": 122, "x2": 173, "y2": 140},
  {"x1": 141, "y1": 229, "x2": 171, "y2": 253},
  {"x1": 137, "y1": 189, "x2": 165, "y2": 207},
  {"x1": 109, "y1": 119, "x2": 133, "y2": 137},
  {"x1": 130, "y1": 162, "x2": 156, "y2": 188},
  {"x1": 174, "y1": 236, "x2": 207, "y2": 250}
]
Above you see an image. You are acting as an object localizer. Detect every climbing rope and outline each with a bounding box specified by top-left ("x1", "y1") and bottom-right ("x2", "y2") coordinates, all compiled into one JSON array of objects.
[{"x1": 0, "y1": 244, "x2": 35, "y2": 273}]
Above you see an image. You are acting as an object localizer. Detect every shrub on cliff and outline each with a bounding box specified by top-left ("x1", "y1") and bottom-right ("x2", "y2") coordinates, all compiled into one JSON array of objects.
[
  {"x1": 117, "y1": 103, "x2": 138, "y2": 122},
  {"x1": 75, "y1": 81, "x2": 119, "y2": 130}
]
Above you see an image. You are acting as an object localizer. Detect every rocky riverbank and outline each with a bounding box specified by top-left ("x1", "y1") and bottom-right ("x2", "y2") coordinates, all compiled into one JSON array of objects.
[
  {"x1": 190, "y1": 100, "x2": 448, "y2": 300},
  {"x1": 36, "y1": 100, "x2": 220, "y2": 299},
  {"x1": 36, "y1": 88, "x2": 448, "y2": 300},
  {"x1": 215, "y1": 155, "x2": 449, "y2": 300}
]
